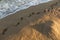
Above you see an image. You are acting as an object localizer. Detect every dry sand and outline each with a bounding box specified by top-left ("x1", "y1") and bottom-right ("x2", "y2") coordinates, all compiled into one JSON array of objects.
[{"x1": 0, "y1": 0, "x2": 60, "y2": 40}]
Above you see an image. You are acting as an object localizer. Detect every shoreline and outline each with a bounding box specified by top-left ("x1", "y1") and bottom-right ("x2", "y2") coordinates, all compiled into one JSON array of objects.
[{"x1": 0, "y1": 0, "x2": 51, "y2": 19}]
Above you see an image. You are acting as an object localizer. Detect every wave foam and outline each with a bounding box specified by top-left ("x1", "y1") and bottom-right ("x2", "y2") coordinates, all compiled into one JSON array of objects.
[{"x1": 0, "y1": 0, "x2": 51, "y2": 19}]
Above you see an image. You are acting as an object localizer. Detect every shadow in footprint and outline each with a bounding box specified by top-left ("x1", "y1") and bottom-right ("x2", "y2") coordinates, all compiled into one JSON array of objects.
[
  {"x1": 44, "y1": 9, "x2": 50, "y2": 13},
  {"x1": 15, "y1": 17, "x2": 23, "y2": 26},
  {"x1": 15, "y1": 22, "x2": 20, "y2": 26},
  {"x1": 28, "y1": 14, "x2": 32, "y2": 17},
  {"x1": 58, "y1": 8, "x2": 60, "y2": 12},
  {"x1": 32, "y1": 20, "x2": 54, "y2": 38},
  {"x1": 28, "y1": 12, "x2": 35, "y2": 17},
  {"x1": 36, "y1": 12, "x2": 40, "y2": 14},
  {"x1": 32, "y1": 12, "x2": 35, "y2": 15},
  {"x1": 2, "y1": 28, "x2": 8, "y2": 35},
  {"x1": 20, "y1": 17, "x2": 23, "y2": 20}
]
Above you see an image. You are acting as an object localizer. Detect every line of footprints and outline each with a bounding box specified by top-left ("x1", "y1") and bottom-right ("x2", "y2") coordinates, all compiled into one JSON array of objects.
[{"x1": 2, "y1": 2, "x2": 59, "y2": 35}]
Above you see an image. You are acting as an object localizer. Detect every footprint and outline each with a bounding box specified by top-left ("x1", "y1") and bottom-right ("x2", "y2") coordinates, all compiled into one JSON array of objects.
[
  {"x1": 51, "y1": 7, "x2": 54, "y2": 10},
  {"x1": 58, "y1": 10, "x2": 60, "y2": 12},
  {"x1": 20, "y1": 17, "x2": 23, "y2": 20},
  {"x1": 16, "y1": 22, "x2": 20, "y2": 26},
  {"x1": 44, "y1": 9, "x2": 46, "y2": 12},
  {"x1": 58, "y1": 9, "x2": 60, "y2": 12},
  {"x1": 28, "y1": 12, "x2": 35, "y2": 17},
  {"x1": 32, "y1": 12, "x2": 35, "y2": 15},
  {"x1": 2, "y1": 28, "x2": 8, "y2": 35},
  {"x1": 36, "y1": 12, "x2": 40, "y2": 14},
  {"x1": 28, "y1": 14, "x2": 32, "y2": 17},
  {"x1": 54, "y1": 2, "x2": 58, "y2": 6},
  {"x1": 44, "y1": 9, "x2": 50, "y2": 12}
]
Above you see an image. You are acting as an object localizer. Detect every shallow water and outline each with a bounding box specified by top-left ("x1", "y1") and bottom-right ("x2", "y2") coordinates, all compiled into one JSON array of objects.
[{"x1": 0, "y1": 0, "x2": 51, "y2": 19}]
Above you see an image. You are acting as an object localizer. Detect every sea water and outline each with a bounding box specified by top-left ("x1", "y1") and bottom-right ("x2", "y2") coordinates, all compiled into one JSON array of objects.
[{"x1": 0, "y1": 0, "x2": 51, "y2": 19}]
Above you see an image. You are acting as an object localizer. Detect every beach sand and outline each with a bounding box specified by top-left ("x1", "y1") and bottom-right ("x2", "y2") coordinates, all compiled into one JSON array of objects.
[{"x1": 0, "y1": 0, "x2": 60, "y2": 40}]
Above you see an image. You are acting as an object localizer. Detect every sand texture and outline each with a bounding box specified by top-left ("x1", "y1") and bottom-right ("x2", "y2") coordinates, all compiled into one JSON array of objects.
[{"x1": 0, "y1": 0, "x2": 60, "y2": 40}]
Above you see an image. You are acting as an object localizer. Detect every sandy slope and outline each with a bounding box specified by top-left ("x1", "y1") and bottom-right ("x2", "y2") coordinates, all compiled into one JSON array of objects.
[{"x1": 0, "y1": 0, "x2": 60, "y2": 40}]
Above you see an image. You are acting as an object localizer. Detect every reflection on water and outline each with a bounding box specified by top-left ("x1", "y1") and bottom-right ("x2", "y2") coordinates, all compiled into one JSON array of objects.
[{"x1": 0, "y1": 0, "x2": 51, "y2": 19}]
